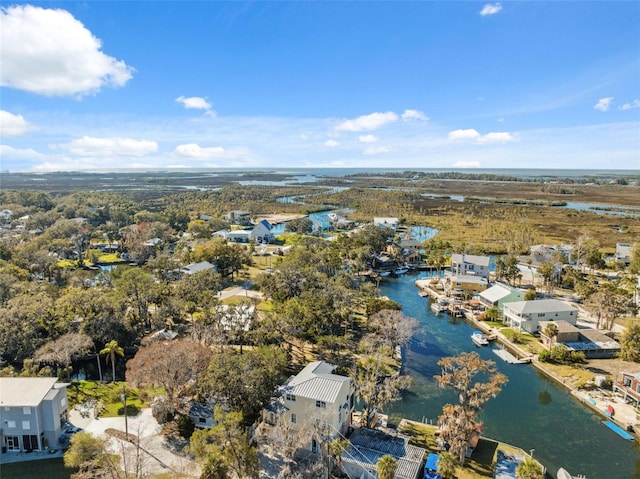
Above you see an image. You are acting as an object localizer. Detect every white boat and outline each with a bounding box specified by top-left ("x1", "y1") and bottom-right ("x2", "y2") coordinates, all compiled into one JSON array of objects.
[
  {"x1": 471, "y1": 332, "x2": 489, "y2": 346},
  {"x1": 394, "y1": 267, "x2": 409, "y2": 275},
  {"x1": 556, "y1": 467, "x2": 574, "y2": 479},
  {"x1": 431, "y1": 301, "x2": 448, "y2": 313},
  {"x1": 378, "y1": 271, "x2": 391, "y2": 277}
]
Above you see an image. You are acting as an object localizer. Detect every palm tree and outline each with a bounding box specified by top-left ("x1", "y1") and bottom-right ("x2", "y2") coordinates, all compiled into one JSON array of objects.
[
  {"x1": 516, "y1": 457, "x2": 544, "y2": 479},
  {"x1": 376, "y1": 454, "x2": 397, "y2": 479},
  {"x1": 437, "y1": 451, "x2": 458, "y2": 479},
  {"x1": 328, "y1": 438, "x2": 349, "y2": 472},
  {"x1": 542, "y1": 322, "x2": 559, "y2": 351},
  {"x1": 100, "y1": 340, "x2": 124, "y2": 382}
]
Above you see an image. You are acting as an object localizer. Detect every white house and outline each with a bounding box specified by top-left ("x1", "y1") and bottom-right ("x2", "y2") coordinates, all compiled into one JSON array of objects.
[
  {"x1": 181, "y1": 261, "x2": 216, "y2": 275},
  {"x1": 0, "y1": 377, "x2": 69, "y2": 452},
  {"x1": 503, "y1": 299, "x2": 578, "y2": 333},
  {"x1": 451, "y1": 254, "x2": 491, "y2": 279},
  {"x1": 251, "y1": 219, "x2": 275, "y2": 244},
  {"x1": 478, "y1": 282, "x2": 525, "y2": 310},
  {"x1": 616, "y1": 243, "x2": 632, "y2": 265},
  {"x1": 373, "y1": 217, "x2": 399, "y2": 230},
  {"x1": 262, "y1": 361, "x2": 354, "y2": 453}
]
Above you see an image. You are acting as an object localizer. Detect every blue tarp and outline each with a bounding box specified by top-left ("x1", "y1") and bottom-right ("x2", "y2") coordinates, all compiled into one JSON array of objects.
[{"x1": 424, "y1": 453, "x2": 442, "y2": 479}]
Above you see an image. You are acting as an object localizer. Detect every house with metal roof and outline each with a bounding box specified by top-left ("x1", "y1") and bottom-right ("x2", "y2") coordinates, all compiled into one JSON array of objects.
[
  {"x1": 0, "y1": 377, "x2": 68, "y2": 453},
  {"x1": 478, "y1": 282, "x2": 525, "y2": 310},
  {"x1": 251, "y1": 219, "x2": 275, "y2": 244},
  {"x1": 450, "y1": 254, "x2": 491, "y2": 279},
  {"x1": 503, "y1": 299, "x2": 578, "y2": 333},
  {"x1": 539, "y1": 320, "x2": 620, "y2": 358},
  {"x1": 340, "y1": 427, "x2": 426, "y2": 479},
  {"x1": 261, "y1": 361, "x2": 354, "y2": 453},
  {"x1": 180, "y1": 261, "x2": 216, "y2": 275}
]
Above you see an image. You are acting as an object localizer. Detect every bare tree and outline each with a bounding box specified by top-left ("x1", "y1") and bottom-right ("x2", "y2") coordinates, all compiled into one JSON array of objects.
[
  {"x1": 34, "y1": 332, "x2": 94, "y2": 381},
  {"x1": 434, "y1": 352, "x2": 507, "y2": 464},
  {"x1": 126, "y1": 340, "x2": 212, "y2": 418}
]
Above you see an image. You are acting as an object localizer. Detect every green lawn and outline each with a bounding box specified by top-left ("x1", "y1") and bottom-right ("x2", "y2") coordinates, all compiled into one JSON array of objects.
[
  {"x1": 1, "y1": 458, "x2": 75, "y2": 479},
  {"x1": 67, "y1": 381, "x2": 153, "y2": 417}
]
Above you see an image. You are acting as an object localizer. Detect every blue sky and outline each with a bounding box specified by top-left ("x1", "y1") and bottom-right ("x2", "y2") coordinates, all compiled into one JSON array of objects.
[{"x1": 1, "y1": 1, "x2": 639, "y2": 172}]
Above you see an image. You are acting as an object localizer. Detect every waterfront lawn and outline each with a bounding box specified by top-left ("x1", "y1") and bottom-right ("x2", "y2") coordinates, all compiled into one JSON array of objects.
[
  {"x1": 399, "y1": 421, "x2": 495, "y2": 478},
  {"x1": 1, "y1": 457, "x2": 75, "y2": 479}
]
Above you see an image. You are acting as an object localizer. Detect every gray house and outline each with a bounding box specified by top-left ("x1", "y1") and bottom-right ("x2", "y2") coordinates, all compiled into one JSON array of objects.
[
  {"x1": 503, "y1": 299, "x2": 578, "y2": 333},
  {"x1": 451, "y1": 253, "x2": 491, "y2": 279},
  {"x1": 0, "y1": 377, "x2": 68, "y2": 452}
]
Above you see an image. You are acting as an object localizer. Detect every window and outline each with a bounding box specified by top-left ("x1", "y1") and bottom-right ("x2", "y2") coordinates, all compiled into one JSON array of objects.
[
  {"x1": 285, "y1": 393, "x2": 296, "y2": 402},
  {"x1": 22, "y1": 420, "x2": 31, "y2": 430},
  {"x1": 7, "y1": 420, "x2": 16, "y2": 428},
  {"x1": 291, "y1": 413, "x2": 297, "y2": 424},
  {"x1": 61, "y1": 396, "x2": 67, "y2": 407},
  {"x1": 23, "y1": 406, "x2": 31, "y2": 415},
  {"x1": 199, "y1": 417, "x2": 206, "y2": 423},
  {"x1": 315, "y1": 400, "x2": 326, "y2": 409},
  {"x1": 537, "y1": 313, "x2": 546, "y2": 317}
]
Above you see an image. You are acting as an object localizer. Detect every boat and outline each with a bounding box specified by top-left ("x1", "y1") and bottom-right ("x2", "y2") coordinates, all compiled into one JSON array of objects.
[
  {"x1": 431, "y1": 301, "x2": 448, "y2": 313},
  {"x1": 394, "y1": 267, "x2": 409, "y2": 275},
  {"x1": 603, "y1": 420, "x2": 634, "y2": 440},
  {"x1": 378, "y1": 271, "x2": 391, "y2": 277},
  {"x1": 606, "y1": 404, "x2": 615, "y2": 417},
  {"x1": 556, "y1": 468, "x2": 573, "y2": 479},
  {"x1": 471, "y1": 332, "x2": 489, "y2": 347},
  {"x1": 587, "y1": 396, "x2": 596, "y2": 406}
]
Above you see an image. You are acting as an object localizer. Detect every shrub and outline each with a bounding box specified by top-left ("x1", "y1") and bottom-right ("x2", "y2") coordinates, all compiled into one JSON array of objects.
[{"x1": 538, "y1": 349, "x2": 551, "y2": 362}]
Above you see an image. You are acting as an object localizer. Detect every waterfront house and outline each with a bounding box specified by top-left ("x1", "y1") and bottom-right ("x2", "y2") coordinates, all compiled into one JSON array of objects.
[
  {"x1": 450, "y1": 254, "x2": 491, "y2": 279},
  {"x1": 340, "y1": 427, "x2": 426, "y2": 479},
  {"x1": 478, "y1": 282, "x2": 525, "y2": 310},
  {"x1": 251, "y1": 219, "x2": 275, "y2": 244},
  {"x1": 616, "y1": 243, "x2": 632, "y2": 265},
  {"x1": 503, "y1": 299, "x2": 577, "y2": 333},
  {"x1": 261, "y1": 361, "x2": 354, "y2": 453},
  {"x1": 613, "y1": 372, "x2": 640, "y2": 407},
  {"x1": 374, "y1": 217, "x2": 399, "y2": 230},
  {"x1": 538, "y1": 320, "x2": 620, "y2": 358},
  {"x1": 181, "y1": 261, "x2": 216, "y2": 276},
  {"x1": 0, "y1": 377, "x2": 68, "y2": 453},
  {"x1": 445, "y1": 274, "x2": 488, "y2": 297}
]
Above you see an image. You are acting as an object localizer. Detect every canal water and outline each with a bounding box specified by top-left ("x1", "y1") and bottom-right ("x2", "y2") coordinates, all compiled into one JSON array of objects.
[{"x1": 380, "y1": 272, "x2": 640, "y2": 479}]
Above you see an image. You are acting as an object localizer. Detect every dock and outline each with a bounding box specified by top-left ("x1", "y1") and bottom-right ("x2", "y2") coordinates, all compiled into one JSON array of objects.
[{"x1": 493, "y1": 348, "x2": 531, "y2": 364}]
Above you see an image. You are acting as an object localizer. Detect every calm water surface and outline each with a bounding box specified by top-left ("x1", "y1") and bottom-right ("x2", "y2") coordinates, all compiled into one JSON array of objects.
[{"x1": 380, "y1": 272, "x2": 640, "y2": 479}]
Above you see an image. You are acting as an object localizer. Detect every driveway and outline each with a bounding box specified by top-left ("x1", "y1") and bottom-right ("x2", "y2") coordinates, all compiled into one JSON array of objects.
[{"x1": 70, "y1": 408, "x2": 200, "y2": 477}]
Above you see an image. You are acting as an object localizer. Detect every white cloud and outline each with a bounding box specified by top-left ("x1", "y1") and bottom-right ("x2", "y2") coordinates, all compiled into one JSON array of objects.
[
  {"x1": 401, "y1": 109, "x2": 428, "y2": 122},
  {"x1": 0, "y1": 5, "x2": 133, "y2": 97},
  {"x1": 480, "y1": 3, "x2": 502, "y2": 16},
  {"x1": 173, "y1": 143, "x2": 247, "y2": 160},
  {"x1": 454, "y1": 160, "x2": 481, "y2": 168},
  {"x1": 619, "y1": 99, "x2": 640, "y2": 111},
  {"x1": 364, "y1": 146, "x2": 391, "y2": 155},
  {"x1": 335, "y1": 112, "x2": 398, "y2": 131},
  {"x1": 448, "y1": 129, "x2": 517, "y2": 144},
  {"x1": 358, "y1": 135, "x2": 378, "y2": 143},
  {"x1": 176, "y1": 96, "x2": 215, "y2": 116},
  {"x1": 0, "y1": 144, "x2": 45, "y2": 160},
  {"x1": 0, "y1": 110, "x2": 38, "y2": 136},
  {"x1": 477, "y1": 132, "x2": 518, "y2": 144},
  {"x1": 448, "y1": 129, "x2": 481, "y2": 141},
  {"x1": 325, "y1": 140, "x2": 339, "y2": 147},
  {"x1": 593, "y1": 97, "x2": 614, "y2": 112},
  {"x1": 57, "y1": 136, "x2": 158, "y2": 156}
]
